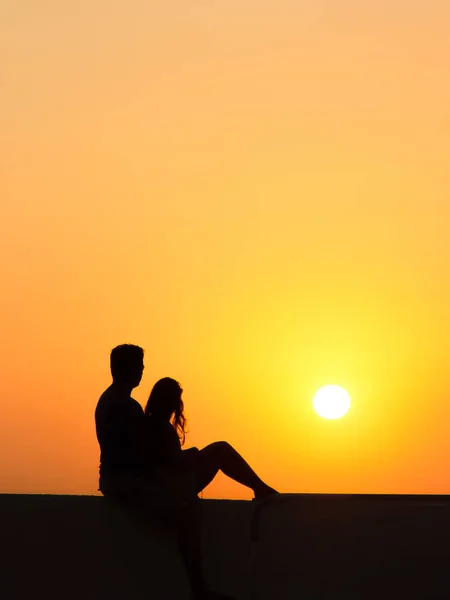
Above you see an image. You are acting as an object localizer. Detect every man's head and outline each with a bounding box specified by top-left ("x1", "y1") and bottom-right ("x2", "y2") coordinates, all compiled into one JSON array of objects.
[{"x1": 110, "y1": 344, "x2": 144, "y2": 389}]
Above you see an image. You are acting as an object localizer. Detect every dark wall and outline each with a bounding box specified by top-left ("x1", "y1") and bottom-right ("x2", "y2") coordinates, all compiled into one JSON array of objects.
[
  {"x1": 1, "y1": 494, "x2": 450, "y2": 600},
  {"x1": 1, "y1": 494, "x2": 253, "y2": 600},
  {"x1": 250, "y1": 494, "x2": 450, "y2": 600}
]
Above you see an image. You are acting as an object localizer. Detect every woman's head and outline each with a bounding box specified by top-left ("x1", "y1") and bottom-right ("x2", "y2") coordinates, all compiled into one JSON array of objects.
[{"x1": 145, "y1": 377, "x2": 187, "y2": 445}]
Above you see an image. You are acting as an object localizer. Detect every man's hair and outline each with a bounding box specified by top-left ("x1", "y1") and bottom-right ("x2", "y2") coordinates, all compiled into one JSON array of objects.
[{"x1": 110, "y1": 344, "x2": 144, "y2": 381}]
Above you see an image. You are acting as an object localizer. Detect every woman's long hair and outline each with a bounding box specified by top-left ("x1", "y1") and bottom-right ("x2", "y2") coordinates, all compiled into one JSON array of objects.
[{"x1": 144, "y1": 377, "x2": 187, "y2": 445}]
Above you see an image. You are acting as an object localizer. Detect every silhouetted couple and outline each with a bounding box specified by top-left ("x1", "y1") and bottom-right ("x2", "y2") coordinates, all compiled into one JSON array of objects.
[{"x1": 95, "y1": 344, "x2": 277, "y2": 600}]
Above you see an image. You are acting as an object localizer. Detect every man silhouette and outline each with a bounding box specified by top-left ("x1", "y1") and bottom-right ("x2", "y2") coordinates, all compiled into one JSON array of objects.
[
  {"x1": 95, "y1": 344, "x2": 147, "y2": 499},
  {"x1": 95, "y1": 344, "x2": 234, "y2": 600}
]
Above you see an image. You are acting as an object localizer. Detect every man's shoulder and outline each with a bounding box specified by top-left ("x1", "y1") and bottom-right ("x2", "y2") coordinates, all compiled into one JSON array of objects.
[
  {"x1": 95, "y1": 386, "x2": 144, "y2": 421},
  {"x1": 95, "y1": 386, "x2": 117, "y2": 413}
]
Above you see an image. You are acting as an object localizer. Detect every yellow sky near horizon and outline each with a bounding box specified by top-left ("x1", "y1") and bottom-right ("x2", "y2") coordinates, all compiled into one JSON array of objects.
[{"x1": 1, "y1": 0, "x2": 450, "y2": 498}]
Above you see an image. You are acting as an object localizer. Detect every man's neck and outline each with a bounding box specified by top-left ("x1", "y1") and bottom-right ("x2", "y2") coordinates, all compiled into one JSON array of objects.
[{"x1": 110, "y1": 381, "x2": 134, "y2": 397}]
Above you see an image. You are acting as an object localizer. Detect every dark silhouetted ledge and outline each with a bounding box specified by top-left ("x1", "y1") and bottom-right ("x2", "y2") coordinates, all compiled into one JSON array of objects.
[{"x1": 2, "y1": 493, "x2": 450, "y2": 599}]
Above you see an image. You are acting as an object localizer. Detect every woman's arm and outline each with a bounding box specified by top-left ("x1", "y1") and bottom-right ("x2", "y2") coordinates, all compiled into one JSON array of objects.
[
  {"x1": 146, "y1": 418, "x2": 188, "y2": 470},
  {"x1": 180, "y1": 447, "x2": 200, "y2": 470},
  {"x1": 182, "y1": 447, "x2": 199, "y2": 455}
]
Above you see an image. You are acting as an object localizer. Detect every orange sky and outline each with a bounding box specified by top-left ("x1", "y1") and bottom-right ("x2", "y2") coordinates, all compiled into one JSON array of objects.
[{"x1": 2, "y1": 0, "x2": 450, "y2": 498}]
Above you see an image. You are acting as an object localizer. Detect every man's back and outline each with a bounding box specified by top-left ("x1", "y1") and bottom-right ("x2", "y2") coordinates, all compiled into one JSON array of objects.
[{"x1": 95, "y1": 385, "x2": 147, "y2": 478}]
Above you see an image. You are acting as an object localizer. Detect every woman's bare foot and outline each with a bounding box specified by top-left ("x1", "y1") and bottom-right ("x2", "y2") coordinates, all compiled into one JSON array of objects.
[{"x1": 253, "y1": 484, "x2": 279, "y2": 501}]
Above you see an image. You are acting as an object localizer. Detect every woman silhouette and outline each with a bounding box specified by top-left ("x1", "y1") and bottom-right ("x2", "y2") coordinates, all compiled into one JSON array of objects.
[
  {"x1": 143, "y1": 377, "x2": 278, "y2": 600},
  {"x1": 144, "y1": 377, "x2": 277, "y2": 501}
]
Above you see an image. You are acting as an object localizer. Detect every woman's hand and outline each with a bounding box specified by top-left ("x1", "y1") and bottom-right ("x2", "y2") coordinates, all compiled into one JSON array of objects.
[
  {"x1": 181, "y1": 446, "x2": 200, "y2": 469},
  {"x1": 183, "y1": 447, "x2": 200, "y2": 455}
]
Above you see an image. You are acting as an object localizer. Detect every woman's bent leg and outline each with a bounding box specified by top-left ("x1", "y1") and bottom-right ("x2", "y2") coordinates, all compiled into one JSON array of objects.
[
  {"x1": 175, "y1": 498, "x2": 206, "y2": 599},
  {"x1": 175, "y1": 497, "x2": 237, "y2": 599},
  {"x1": 191, "y1": 442, "x2": 277, "y2": 498}
]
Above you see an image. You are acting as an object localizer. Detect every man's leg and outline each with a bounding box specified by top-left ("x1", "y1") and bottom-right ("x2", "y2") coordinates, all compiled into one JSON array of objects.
[{"x1": 100, "y1": 473, "x2": 235, "y2": 600}]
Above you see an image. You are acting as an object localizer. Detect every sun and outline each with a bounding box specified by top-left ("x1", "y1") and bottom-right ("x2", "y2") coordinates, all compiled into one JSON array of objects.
[{"x1": 313, "y1": 385, "x2": 351, "y2": 419}]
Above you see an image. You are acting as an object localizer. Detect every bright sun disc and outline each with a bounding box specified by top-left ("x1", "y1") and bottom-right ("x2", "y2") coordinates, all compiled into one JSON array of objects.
[{"x1": 313, "y1": 385, "x2": 351, "y2": 419}]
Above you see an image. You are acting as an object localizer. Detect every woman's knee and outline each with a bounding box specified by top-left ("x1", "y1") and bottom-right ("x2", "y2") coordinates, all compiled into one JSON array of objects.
[{"x1": 209, "y1": 441, "x2": 232, "y2": 455}]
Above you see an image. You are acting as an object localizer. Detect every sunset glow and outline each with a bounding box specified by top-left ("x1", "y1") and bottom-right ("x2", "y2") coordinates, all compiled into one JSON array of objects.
[{"x1": 1, "y1": 1, "x2": 450, "y2": 499}]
